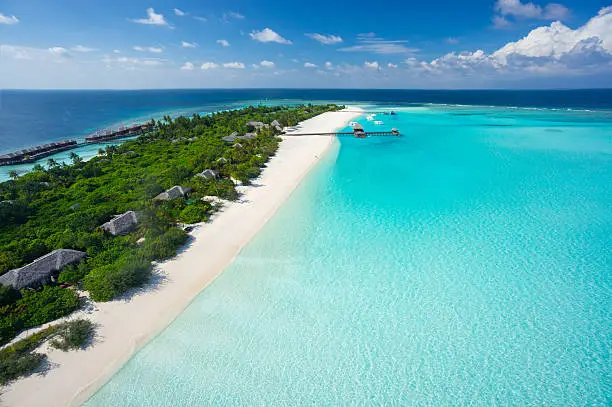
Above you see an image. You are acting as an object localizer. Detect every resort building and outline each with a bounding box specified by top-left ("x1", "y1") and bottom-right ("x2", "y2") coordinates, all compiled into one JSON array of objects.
[
  {"x1": 101, "y1": 211, "x2": 140, "y2": 236},
  {"x1": 232, "y1": 143, "x2": 243, "y2": 149},
  {"x1": 196, "y1": 169, "x2": 219, "y2": 180},
  {"x1": 0, "y1": 249, "x2": 87, "y2": 290},
  {"x1": 271, "y1": 120, "x2": 281, "y2": 127},
  {"x1": 222, "y1": 132, "x2": 238, "y2": 143},
  {"x1": 247, "y1": 121, "x2": 265, "y2": 129},
  {"x1": 217, "y1": 157, "x2": 228, "y2": 164},
  {"x1": 238, "y1": 133, "x2": 257, "y2": 140},
  {"x1": 153, "y1": 186, "x2": 192, "y2": 201}
]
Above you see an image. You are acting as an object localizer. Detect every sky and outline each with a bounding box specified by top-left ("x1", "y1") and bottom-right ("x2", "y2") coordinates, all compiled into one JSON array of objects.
[{"x1": 0, "y1": 0, "x2": 611, "y2": 89}]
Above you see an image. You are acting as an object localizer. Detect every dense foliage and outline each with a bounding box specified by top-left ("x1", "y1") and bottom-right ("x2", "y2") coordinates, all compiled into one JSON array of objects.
[{"x1": 0, "y1": 104, "x2": 342, "y2": 345}]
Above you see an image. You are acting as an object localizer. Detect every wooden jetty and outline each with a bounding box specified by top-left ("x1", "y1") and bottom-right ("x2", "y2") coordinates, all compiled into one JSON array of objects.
[{"x1": 285, "y1": 125, "x2": 400, "y2": 138}]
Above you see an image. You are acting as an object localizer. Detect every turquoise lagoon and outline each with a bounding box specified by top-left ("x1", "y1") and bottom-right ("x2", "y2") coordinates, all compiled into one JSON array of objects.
[{"x1": 85, "y1": 105, "x2": 611, "y2": 406}]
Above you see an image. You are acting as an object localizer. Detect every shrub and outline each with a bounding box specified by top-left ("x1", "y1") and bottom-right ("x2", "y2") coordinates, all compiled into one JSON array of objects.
[
  {"x1": 15, "y1": 287, "x2": 80, "y2": 329},
  {"x1": 0, "y1": 350, "x2": 45, "y2": 385},
  {"x1": 0, "y1": 285, "x2": 20, "y2": 307},
  {"x1": 83, "y1": 254, "x2": 151, "y2": 302},
  {"x1": 50, "y1": 319, "x2": 95, "y2": 351},
  {"x1": 178, "y1": 204, "x2": 209, "y2": 224},
  {"x1": 141, "y1": 228, "x2": 188, "y2": 261},
  {"x1": 58, "y1": 262, "x2": 90, "y2": 285}
]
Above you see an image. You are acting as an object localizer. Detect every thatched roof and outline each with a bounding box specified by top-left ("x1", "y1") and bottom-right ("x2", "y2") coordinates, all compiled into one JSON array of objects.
[
  {"x1": 0, "y1": 249, "x2": 86, "y2": 289},
  {"x1": 247, "y1": 121, "x2": 264, "y2": 128},
  {"x1": 232, "y1": 143, "x2": 243, "y2": 148},
  {"x1": 271, "y1": 120, "x2": 280, "y2": 127},
  {"x1": 153, "y1": 186, "x2": 192, "y2": 201},
  {"x1": 238, "y1": 133, "x2": 257, "y2": 140},
  {"x1": 275, "y1": 125, "x2": 283, "y2": 132},
  {"x1": 353, "y1": 123, "x2": 364, "y2": 131},
  {"x1": 102, "y1": 211, "x2": 139, "y2": 236},
  {"x1": 196, "y1": 169, "x2": 219, "y2": 180},
  {"x1": 222, "y1": 132, "x2": 238, "y2": 142},
  {"x1": 217, "y1": 157, "x2": 228, "y2": 164}
]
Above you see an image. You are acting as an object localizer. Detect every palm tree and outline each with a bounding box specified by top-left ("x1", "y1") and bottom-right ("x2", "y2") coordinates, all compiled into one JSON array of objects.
[
  {"x1": 47, "y1": 158, "x2": 58, "y2": 168},
  {"x1": 69, "y1": 152, "x2": 82, "y2": 165}
]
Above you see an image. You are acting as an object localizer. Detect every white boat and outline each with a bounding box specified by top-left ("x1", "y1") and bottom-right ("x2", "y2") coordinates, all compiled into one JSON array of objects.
[
  {"x1": 371, "y1": 114, "x2": 377, "y2": 117},
  {"x1": 366, "y1": 115, "x2": 374, "y2": 121},
  {"x1": 374, "y1": 120, "x2": 384, "y2": 125}
]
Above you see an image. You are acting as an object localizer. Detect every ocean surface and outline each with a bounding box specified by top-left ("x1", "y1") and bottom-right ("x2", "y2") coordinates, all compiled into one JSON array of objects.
[
  {"x1": 80, "y1": 101, "x2": 612, "y2": 405},
  {"x1": 2, "y1": 89, "x2": 611, "y2": 180}
]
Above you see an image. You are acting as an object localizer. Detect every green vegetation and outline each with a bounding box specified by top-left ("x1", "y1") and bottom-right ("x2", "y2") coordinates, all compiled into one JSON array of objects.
[
  {"x1": 50, "y1": 319, "x2": 95, "y2": 351},
  {"x1": 0, "y1": 104, "x2": 342, "y2": 346},
  {"x1": 0, "y1": 319, "x2": 95, "y2": 385}
]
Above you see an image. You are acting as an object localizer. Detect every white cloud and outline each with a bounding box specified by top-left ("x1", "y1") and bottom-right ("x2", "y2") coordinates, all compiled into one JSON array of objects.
[
  {"x1": 446, "y1": 38, "x2": 459, "y2": 45},
  {"x1": 223, "y1": 62, "x2": 245, "y2": 69},
  {"x1": 492, "y1": 0, "x2": 570, "y2": 28},
  {"x1": 180, "y1": 62, "x2": 195, "y2": 70},
  {"x1": 364, "y1": 61, "x2": 380, "y2": 69},
  {"x1": 325, "y1": 61, "x2": 333, "y2": 69},
  {"x1": 259, "y1": 60, "x2": 275, "y2": 68},
  {"x1": 306, "y1": 33, "x2": 343, "y2": 45},
  {"x1": 113, "y1": 49, "x2": 121, "y2": 54},
  {"x1": 492, "y1": 15, "x2": 512, "y2": 29},
  {"x1": 304, "y1": 62, "x2": 318, "y2": 68},
  {"x1": 291, "y1": 58, "x2": 299, "y2": 63},
  {"x1": 250, "y1": 28, "x2": 292, "y2": 44},
  {"x1": 217, "y1": 39, "x2": 230, "y2": 47},
  {"x1": 193, "y1": 16, "x2": 207, "y2": 22},
  {"x1": 425, "y1": 6, "x2": 612, "y2": 76},
  {"x1": 201, "y1": 62, "x2": 219, "y2": 70},
  {"x1": 388, "y1": 63, "x2": 398, "y2": 68},
  {"x1": 133, "y1": 46, "x2": 163, "y2": 53},
  {"x1": 1, "y1": 45, "x2": 42, "y2": 60},
  {"x1": 338, "y1": 33, "x2": 418, "y2": 54},
  {"x1": 103, "y1": 56, "x2": 168, "y2": 69},
  {"x1": 49, "y1": 47, "x2": 71, "y2": 58},
  {"x1": 72, "y1": 45, "x2": 97, "y2": 53},
  {"x1": 0, "y1": 12, "x2": 19, "y2": 25},
  {"x1": 132, "y1": 8, "x2": 170, "y2": 27},
  {"x1": 174, "y1": 8, "x2": 186, "y2": 16},
  {"x1": 223, "y1": 11, "x2": 245, "y2": 21},
  {"x1": 182, "y1": 41, "x2": 197, "y2": 48}
]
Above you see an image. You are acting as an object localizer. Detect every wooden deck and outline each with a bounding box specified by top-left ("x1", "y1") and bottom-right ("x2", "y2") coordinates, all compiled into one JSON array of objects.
[{"x1": 284, "y1": 131, "x2": 400, "y2": 137}]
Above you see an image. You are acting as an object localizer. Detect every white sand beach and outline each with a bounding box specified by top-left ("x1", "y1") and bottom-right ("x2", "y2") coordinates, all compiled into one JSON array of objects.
[{"x1": 1, "y1": 106, "x2": 363, "y2": 407}]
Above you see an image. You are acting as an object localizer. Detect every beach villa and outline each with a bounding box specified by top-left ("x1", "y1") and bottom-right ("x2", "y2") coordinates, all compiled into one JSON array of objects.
[
  {"x1": 0, "y1": 249, "x2": 86, "y2": 290},
  {"x1": 196, "y1": 169, "x2": 219, "y2": 180},
  {"x1": 101, "y1": 211, "x2": 140, "y2": 236},
  {"x1": 153, "y1": 186, "x2": 192, "y2": 201}
]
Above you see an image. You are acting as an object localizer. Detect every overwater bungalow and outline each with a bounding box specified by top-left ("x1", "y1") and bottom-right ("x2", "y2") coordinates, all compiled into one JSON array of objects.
[
  {"x1": 153, "y1": 186, "x2": 192, "y2": 201},
  {"x1": 0, "y1": 140, "x2": 78, "y2": 166},
  {"x1": 0, "y1": 249, "x2": 86, "y2": 290},
  {"x1": 353, "y1": 124, "x2": 366, "y2": 138},
  {"x1": 101, "y1": 211, "x2": 140, "y2": 236}
]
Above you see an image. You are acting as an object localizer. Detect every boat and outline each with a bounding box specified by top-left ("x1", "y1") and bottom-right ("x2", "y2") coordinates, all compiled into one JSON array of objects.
[
  {"x1": 366, "y1": 115, "x2": 374, "y2": 121},
  {"x1": 374, "y1": 120, "x2": 384, "y2": 125}
]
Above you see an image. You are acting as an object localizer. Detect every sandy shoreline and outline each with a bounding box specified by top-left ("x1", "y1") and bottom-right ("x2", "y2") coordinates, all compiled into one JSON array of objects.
[{"x1": 1, "y1": 106, "x2": 363, "y2": 407}]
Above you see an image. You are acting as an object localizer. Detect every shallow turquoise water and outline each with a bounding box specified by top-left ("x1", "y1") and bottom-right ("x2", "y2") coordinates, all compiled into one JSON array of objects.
[{"x1": 85, "y1": 106, "x2": 611, "y2": 406}]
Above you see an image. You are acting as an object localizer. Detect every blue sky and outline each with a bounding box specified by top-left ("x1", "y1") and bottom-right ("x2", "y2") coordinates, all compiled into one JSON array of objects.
[{"x1": 1, "y1": 0, "x2": 611, "y2": 89}]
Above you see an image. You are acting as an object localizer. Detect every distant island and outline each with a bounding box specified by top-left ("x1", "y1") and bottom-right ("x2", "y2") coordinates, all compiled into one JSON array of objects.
[{"x1": 0, "y1": 104, "x2": 343, "y2": 384}]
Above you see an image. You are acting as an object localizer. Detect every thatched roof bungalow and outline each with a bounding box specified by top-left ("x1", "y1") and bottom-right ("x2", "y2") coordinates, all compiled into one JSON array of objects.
[
  {"x1": 232, "y1": 143, "x2": 243, "y2": 149},
  {"x1": 271, "y1": 120, "x2": 281, "y2": 127},
  {"x1": 153, "y1": 186, "x2": 192, "y2": 201},
  {"x1": 217, "y1": 157, "x2": 228, "y2": 164},
  {"x1": 222, "y1": 132, "x2": 238, "y2": 143},
  {"x1": 0, "y1": 249, "x2": 86, "y2": 290},
  {"x1": 238, "y1": 133, "x2": 257, "y2": 140},
  {"x1": 247, "y1": 121, "x2": 265, "y2": 129},
  {"x1": 102, "y1": 211, "x2": 140, "y2": 236},
  {"x1": 196, "y1": 169, "x2": 219, "y2": 180}
]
